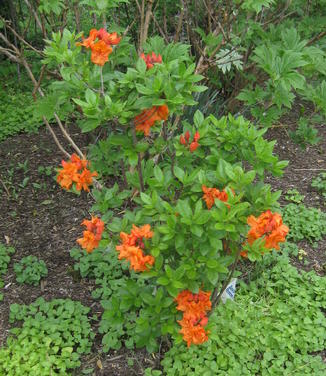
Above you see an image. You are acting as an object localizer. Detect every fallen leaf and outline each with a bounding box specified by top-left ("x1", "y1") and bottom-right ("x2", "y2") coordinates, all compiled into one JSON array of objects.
[{"x1": 97, "y1": 359, "x2": 103, "y2": 370}]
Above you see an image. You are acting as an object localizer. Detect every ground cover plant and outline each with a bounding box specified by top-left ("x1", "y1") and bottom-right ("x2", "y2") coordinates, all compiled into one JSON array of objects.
[
  {"x1": 282, "y1": 203, "x2": 326, "y2": 245},
  {"x1": 312, "y1": 172, "x2": 326, "y2": 201},
  {"x1": 0, "y1": 243, "x2": 15, "y2": 302},
  {"x1": 0, "y1": 298, "x2": 94, "y2": 375},
  {"x1": 0, "y1": 0, "x2": 326, "y2": 375},
  {"x1": 0, "y1": 62, "x2": 42, "y2": 141},
  {"x1": 13, "y1": 255, "x2": 48, "y2": 286}
]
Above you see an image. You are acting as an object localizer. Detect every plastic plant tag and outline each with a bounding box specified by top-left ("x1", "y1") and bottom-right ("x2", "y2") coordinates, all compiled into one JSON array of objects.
[{"x1": 221, "y1": 278, "x2": 237, "y2": 304}]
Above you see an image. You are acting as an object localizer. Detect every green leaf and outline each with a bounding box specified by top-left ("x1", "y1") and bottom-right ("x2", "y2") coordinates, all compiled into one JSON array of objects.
[
  {"x1": 174, "y1": 166, "x2": 185, "y2": 183},
  {"x1": 154, "y1": 166, "x2": 164, "y2": 184}
]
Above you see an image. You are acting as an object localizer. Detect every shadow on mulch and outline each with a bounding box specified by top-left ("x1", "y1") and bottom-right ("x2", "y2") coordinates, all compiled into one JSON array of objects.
[{"x1": 0, "y1": 125, "x2": 154, "y2": 375}]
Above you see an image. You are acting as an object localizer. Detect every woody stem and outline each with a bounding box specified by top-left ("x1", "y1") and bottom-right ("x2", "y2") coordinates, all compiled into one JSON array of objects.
[
  {"x1": 100, "y1": 66, "x2": 104, "y2": 96},
  {"x1": 210, "y1": 247, "x2": 241, "y2": 313},
  {"x1": 131, "y1": 127, "x2": 145, "y2": 192}
]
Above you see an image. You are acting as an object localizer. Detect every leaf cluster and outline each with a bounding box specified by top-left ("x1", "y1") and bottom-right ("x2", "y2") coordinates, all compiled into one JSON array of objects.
[
  {"x1": 0, "y1": 298, "x2": 94, "y2": 375},
  {"x1": 311, "y1": 172, "x2": 326, "y2": 200},
  {"x1": 282, "y1": 203, "x2": 326, "y2": 245},
  {"x1": 13, "y1": 255, "x2": 48, "y2": 286}
]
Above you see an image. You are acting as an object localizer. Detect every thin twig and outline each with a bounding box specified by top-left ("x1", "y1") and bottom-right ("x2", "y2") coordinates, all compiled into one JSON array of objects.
[
  {"x1": 0, "y1": 178, "x2": 10, "y2": 198},
  {"x1": 174, "y1": 0, "x2": 185, "y2": 42},
  {"x1": 0, "y1": 17, "x2": 43, "y2": 56},
  {"x1": 23, "y1": 0, "x2": 44, "y2": 36},
  {"x1": 293, "y1": 168, "x2": 326, "y2": 171},
  {"x1": 151, "y1": 13, "x2": 169, "y2": 43}
]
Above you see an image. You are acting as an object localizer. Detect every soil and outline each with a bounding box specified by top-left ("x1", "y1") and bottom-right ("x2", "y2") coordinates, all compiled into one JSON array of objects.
[{"x1": 0, "y1": 120, "x2": 325, "y2": 375}]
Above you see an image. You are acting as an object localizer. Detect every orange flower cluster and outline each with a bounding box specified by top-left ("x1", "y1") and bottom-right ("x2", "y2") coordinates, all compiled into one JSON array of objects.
[
  {"x1": 77, "y1": 28, "x2": 121, "y2": 66},
  {"x1": 57, "y1": 154, "x2": 97, "y2": 192},
  {"x1": 241, "y1": 210, "x2": 289, "y2": 257},
  {"x1": 77, "y1": 216, "x2": 104, "y2": 253},
  {"x1": 175, "y1": 290, "x2": 211, "y2": 347},
  {"x1": 141, "y1": 52, "x2": 162, "y2": 69},
  {"x1": 180, "y1": 130, "x2": 200, "y2": 152},
  {"x1": 202, "y1": 185, "x2": 229, "y2": 210},
  {"x1": 116, "y1": 224, "x2": 155, "y2": 272},
  {"x1": 134, "y1": 105, "x2": 169, "y2": 136}
]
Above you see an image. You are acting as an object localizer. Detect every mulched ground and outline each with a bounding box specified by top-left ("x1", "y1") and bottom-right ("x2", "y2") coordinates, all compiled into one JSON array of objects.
[{"x1": 0, "y1": 120, "x2": 325, "y2": 374}]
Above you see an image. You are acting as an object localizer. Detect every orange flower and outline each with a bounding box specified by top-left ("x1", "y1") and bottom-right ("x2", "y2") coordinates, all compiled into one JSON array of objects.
[
  {"x1": 116, "y1": 224, "x2": 155, "y2": 272},
  {"x1": 77, "y1": 28, "x2": 121, "y2": 48},
  {"x1": 77, "y1": 231, "x2": 99, "y2": 253},
  {"x1": 180, "y1": 131, "x2": 200, "y2": 153},
  {"x1": 77, "y1": 216, "x2": 104, "y2": 253},
  {"x1": 134, "y1": 105, "x2": 169, "y2": 136},
  {"x1": 76, "y1": 28, "x2": 98, "y2": 48},
  {"x1": 97, "y1": 29, "x2": 121, "y2": 45},
  {"x1": 175, "y1": 290, "x2": 211, "y2": 322},
  {"x1": 140, "y1": 52, "x2": 162, "y2": 69},
  {"x1": 57, "y1": 161, "x2": 79, "y2": 190},
  {"x1": 175, "y1": 290, "x2": 211, "y2": 346},
  {"x1": 202, "y1": 185, "x2": 229, "y2": 210},
  {"x1": 247, "y1": 210, "x2": 289, "y2": 250},
  {"x1": 70, "y1": 154, "x2": 88, "y2": 170},
  {"x1": 116, "y1": 243, "x2": 155, "y2": 272},
  {"x1": 82, "y1": 216, "x2": 104, "y2": 240},
  {"x1": 75, "y1": 167, "x2": 98, "y2": 192},
  {"x1": 57, "y1": 154, "x2": 97, "y2": 192},
  {"x1": 90, "y1": 40, "x2": 113, "y2": 66},
  {"x1": 178, "y1": 317, "x2": 209, "y2": 347},
  {"x1": 77, "y1": 29, "x2": 120, "y2": 66}
]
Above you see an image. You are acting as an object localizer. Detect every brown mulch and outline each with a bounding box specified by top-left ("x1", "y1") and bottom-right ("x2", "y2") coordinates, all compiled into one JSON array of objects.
[{"x1": 265, "y1": 123, "x2": 326, "y2": 274}]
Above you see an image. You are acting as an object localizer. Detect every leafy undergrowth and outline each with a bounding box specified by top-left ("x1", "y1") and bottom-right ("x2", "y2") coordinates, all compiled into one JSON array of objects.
[
  {"x1": 0, "y1": 65, "x2": 42, "y2": 141},
  {"x1": 159, "y1": 252, "x2": 326, "y2": 376},
  {"x1": 282, "y1": 203, "x2": 326, "y2": 245},
  {"x1": 0, "y1": 298, "x2": 94, "y2": 375},
  {"x1": 70, "y1": 246, "x2": 146, "y2": 352}
]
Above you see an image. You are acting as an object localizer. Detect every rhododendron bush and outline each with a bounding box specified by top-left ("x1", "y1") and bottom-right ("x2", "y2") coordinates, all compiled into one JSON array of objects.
[{"x1": 42, "y1": 25, "x2": 290, "y2": 352}]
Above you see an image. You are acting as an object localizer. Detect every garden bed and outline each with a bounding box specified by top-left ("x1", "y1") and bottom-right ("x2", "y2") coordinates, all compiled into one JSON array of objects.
[{"x1": 0, "y1": 121, "x2": 325, "y2": 375}]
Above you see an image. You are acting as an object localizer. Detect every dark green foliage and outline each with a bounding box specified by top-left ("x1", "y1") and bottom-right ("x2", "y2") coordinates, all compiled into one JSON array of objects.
[
  {"x1": 70, "y1": 246, "x2": 128, "y2": 300},
  {"x1": 13, "y1": 255, "x2": 48, "y2": 286},
  {"x1": 0, "y1": 298, "x2": 94, "y2": 375}
]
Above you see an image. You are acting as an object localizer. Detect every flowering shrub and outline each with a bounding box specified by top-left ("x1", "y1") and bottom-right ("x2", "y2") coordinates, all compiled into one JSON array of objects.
[{"x1": 43, "y1": 26, "x2": 290, "y2": 351}]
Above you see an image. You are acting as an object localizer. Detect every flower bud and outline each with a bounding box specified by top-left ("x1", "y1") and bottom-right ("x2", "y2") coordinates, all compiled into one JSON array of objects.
[
  {"x1": 189, "y1": 141, "x2": 199, "y2": 152},
  {"x1": 180, "y1": 135, "x2": 187, "y2": 145}
]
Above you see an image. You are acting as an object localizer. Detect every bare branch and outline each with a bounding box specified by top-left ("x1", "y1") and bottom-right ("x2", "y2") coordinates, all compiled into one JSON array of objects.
[{"x1": 23, "y1": 0, "x2": 44, "y2": 35}]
